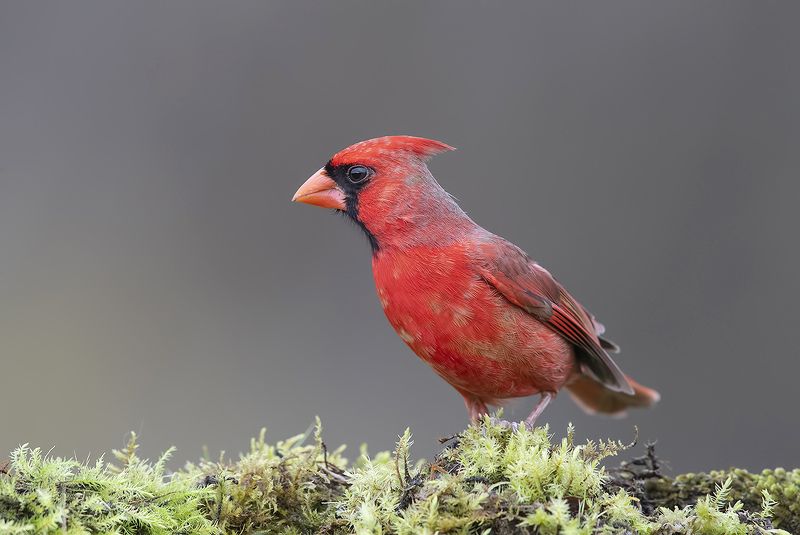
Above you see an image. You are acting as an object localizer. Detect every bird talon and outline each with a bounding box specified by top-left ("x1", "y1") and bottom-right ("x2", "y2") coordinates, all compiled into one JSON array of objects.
[
  {"x1": 512, "y1": 421, "x2": 534, "y2": 433},
  {"x1": 487, "y1": 417, "x2": 514, "y2": 430},
  {"x1": 486, "y1": 418, "x2": 531, "y2": 433}
]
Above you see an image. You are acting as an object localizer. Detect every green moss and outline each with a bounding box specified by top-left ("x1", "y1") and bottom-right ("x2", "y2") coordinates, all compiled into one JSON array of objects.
[
  {"x1": 0, "y1": 418, "x2": 796, "y2": 534},
  {"x1": 0, "y1": 437, "x2": 215, "y2": 534},
  {"x1": 645, "y1": 466, "x2": 800, "y2": 533}
]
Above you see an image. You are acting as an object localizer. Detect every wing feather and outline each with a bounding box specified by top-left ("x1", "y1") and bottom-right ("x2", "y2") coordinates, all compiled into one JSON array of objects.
[{"x1": 474, "y1": 239, "x2": 633, "y2": 394}]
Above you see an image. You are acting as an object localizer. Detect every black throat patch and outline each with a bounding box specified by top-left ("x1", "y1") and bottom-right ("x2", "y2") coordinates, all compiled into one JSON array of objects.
[{"x1": 324, "y1": 161, "x2": 380, "y2": 253}]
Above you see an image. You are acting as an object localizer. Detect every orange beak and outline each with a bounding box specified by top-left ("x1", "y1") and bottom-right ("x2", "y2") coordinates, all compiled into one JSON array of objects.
[{"x1": 292, "y1": 168, "x2": 346, "y2": 210}]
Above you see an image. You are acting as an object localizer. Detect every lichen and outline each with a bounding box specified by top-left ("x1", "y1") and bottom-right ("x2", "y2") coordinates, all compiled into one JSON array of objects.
[{"x1": 0, "y1": 417, "x2": 796, "y2": 534}]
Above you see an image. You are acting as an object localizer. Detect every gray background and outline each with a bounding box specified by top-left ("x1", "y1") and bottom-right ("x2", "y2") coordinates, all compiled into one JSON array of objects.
[{"x1": 1, "y1": 1, "x2": 798, "y2": 473}]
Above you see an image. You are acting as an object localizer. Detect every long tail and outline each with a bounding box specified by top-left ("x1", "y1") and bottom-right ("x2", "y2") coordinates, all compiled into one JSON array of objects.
[{"x1": 566, "y1": 374, "x2": 660, "y2": 416}]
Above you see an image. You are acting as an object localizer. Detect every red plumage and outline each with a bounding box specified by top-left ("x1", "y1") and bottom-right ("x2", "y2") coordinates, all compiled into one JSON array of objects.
[{"x1": 293, "y1": 136, "x2": 659, "y2": 426}]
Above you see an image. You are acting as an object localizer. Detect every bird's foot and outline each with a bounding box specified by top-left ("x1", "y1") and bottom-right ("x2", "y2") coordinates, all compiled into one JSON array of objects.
[{"x1": 487, "y1": 417, "x2": 530, "y2": 433}]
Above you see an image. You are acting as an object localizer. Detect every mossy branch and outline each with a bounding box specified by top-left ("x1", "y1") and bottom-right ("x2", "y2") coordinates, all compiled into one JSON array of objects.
[{"x1": 0, "y1": 418, "x2": 797, "y2": 534}]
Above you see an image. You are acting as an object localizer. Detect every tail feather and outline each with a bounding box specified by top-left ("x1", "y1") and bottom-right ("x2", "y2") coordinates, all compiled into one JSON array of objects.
[{"x1": 566, "y1": 374, "x2": 659, "y2": 416}]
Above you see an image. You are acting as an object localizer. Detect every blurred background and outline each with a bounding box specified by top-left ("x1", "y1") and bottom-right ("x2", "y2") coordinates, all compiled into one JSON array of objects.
[{"x1": 1, "y1": 1, "x2": 798, "y2": 472}]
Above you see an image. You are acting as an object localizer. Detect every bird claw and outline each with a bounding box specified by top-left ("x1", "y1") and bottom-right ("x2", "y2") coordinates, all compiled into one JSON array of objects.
[
  {"x1": 487, "y1": 417, "x2": 530, "y2": 433},
  {"x1": 514, "y1": 421, "x2": 533, "y2": 432}
]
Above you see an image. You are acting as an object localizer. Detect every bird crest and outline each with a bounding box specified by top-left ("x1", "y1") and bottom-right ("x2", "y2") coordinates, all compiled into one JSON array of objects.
[{"x1": 331, "y1": 135, "x2": 455, "y2": 165}]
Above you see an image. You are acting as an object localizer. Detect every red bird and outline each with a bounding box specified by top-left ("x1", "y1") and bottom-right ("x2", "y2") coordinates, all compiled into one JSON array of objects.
[{"x1": 293, "y1": 136, "x2": 659, "y2": 427}]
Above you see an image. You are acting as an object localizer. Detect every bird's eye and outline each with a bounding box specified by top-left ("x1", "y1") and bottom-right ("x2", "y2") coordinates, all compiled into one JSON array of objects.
[{"x1": 346, "y1": 165, "x2": 371, "y2": 184}]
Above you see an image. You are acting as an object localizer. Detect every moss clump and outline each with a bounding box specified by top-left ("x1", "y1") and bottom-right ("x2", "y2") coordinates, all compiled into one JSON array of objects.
[
  {"x1": 0, "y1": 434, "x2": 215, "y2": 534},
  {"x1": 644, "y1": 467, "x2": 800, "y2": 534},
  {"x1": 187, "y1": 422, "x2": 349, "y2": 534},
  {"x1": 0, "y1": 418, "x2": 796, "y2": 534}
]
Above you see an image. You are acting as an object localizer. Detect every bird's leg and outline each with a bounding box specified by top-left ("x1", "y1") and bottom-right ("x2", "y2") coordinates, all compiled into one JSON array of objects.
[
  {"x1": 468, "y1": 398, "x2": 489, "y2": 423},
  {"x1": 524, "y1": 391, "x2": 555, "y2": 428},
  {"x1": 460, "y1": 393, "x2": 489, "y2": 424}
]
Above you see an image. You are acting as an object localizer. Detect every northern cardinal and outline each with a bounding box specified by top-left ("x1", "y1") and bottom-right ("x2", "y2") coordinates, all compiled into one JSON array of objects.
[{"x1": 293, "y1": 136, "x2": 659, "y2": 426}]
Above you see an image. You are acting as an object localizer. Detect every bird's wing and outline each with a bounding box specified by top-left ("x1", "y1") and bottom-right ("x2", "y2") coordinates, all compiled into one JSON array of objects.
[
  {"x1": 474, "y1": 239, "x2": 633, "y2": 394},
  {"x1": 582, "y1": 307, "x2": 620, "y2": 353}
]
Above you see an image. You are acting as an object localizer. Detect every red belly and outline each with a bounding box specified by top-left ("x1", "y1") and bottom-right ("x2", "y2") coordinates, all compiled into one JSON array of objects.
[{"x1": 372, "y1": 245, "x2": 577, "y2": 404}]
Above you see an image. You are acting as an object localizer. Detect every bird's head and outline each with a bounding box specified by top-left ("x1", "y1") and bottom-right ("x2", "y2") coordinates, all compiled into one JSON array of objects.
[{"x1": 293, "y1": 136, "x2": 472, "y2": 252}]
